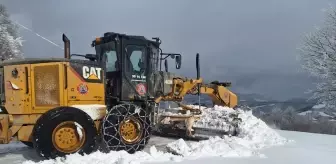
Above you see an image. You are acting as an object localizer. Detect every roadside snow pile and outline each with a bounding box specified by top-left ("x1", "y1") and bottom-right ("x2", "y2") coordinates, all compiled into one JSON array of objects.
[
  {"x1": 234, "y1": 108, "x2": 291, "y2": 149},
  {"x1": 193, "y1": 105, "x2": 290, "y2": 149},
  {"x1": 166, "y1": 136, "x2": 265, "y2": 159},
  {"x1": 22, "y1": 105, "x2": 290, "y2": 164},
  {"x1": 165, "y1": 105, "x2": 290, "y2": 158}
]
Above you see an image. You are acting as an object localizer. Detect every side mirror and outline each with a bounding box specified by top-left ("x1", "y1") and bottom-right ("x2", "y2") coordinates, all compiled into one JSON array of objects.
[
  {"x1": 175, "y1": 55, "x2": 181, "y2": 69},
  {"x1": 164, "y1": 59, "x2": 168, "y2": 72}
]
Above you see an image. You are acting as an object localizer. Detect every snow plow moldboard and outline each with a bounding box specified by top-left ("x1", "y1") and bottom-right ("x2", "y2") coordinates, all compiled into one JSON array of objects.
[
  {"x1": 152, "y1": 125, "x2": 239, "y2": 141},
  {"x1": 151, "y1": 106, "x2": 242, "y2": 141}
]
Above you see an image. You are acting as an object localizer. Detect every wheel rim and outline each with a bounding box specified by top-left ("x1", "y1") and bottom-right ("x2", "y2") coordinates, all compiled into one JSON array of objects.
[
  {"x1": 119, "y1": 117, "x2": 143, "y2": 144},
  {"x1": 52, "y1": 121, "x2": 86, "y2": 153}
]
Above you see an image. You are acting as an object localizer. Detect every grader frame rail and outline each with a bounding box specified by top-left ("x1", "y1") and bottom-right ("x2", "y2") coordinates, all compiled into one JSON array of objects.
[{"x1": 0, "y1": 32, "x2": 238, "y2": 159}]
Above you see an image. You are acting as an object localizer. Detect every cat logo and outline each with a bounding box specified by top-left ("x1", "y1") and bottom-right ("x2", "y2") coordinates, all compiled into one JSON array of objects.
[{"x1": 82, "y1": 66, "x2": 102, "y2": 80}]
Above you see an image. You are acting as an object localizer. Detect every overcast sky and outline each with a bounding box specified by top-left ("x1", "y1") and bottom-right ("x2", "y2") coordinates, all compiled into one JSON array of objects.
[{"x1": 1, "y1": 0, "x2": 334, "y2": 100}]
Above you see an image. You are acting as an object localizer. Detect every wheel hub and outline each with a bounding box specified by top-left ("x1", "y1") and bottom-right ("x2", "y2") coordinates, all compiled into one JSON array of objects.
[
  {"x1": 52, "y1": 121, "x2": 85, "y2": 153},
  {"x1": 119, "y1": 117, "x2": 143, "y2": 144}
]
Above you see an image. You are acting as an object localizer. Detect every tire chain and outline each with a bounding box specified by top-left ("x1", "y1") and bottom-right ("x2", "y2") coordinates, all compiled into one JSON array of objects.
[{"x1": 102, "y1": 104, "x2": 151, "y2": 153}]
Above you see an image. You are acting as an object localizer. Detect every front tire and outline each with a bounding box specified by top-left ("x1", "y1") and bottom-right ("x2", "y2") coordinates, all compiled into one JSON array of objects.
[
  {"x1": 102, "y1": 104, "x2": 151, "y2": 154},
  {"x1": 32, "y1": 107, "x2": 98, "y2": 159}
]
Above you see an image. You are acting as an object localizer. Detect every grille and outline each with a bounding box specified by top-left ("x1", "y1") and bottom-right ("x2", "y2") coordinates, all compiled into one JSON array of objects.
[{"x1": 34, "y1": 65, "x2": 60, "y2": 106}]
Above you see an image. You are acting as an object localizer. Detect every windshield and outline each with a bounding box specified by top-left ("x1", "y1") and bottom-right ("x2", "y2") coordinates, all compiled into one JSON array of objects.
[
  {"x1": 94, "y1": 42, "x2": 117, "y2": 72},
  {"x1": 105, "y1": 50, "x2": 118, "y2": 72},
  {"x1": 125, "y1": 45, "x2": 147, "y2": 74}
]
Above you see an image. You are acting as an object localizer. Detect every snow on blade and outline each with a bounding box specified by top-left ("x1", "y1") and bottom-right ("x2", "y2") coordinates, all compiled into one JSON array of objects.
[
  {"x1": 165, "y1": 105, "x2": 290, "y2": 158},
  {"x1": 192, "y1": 105, "x2": 237, "y2": 131},
  {"x1": 191, "y1": 105, "x2": 289, "y2": 149},
  {"x1": 22, "y1": 105, "x2": 291, "y2": 164}
]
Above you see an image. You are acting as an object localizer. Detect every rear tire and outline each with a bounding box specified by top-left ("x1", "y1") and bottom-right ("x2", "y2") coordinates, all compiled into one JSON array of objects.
[
  {"x1": 32, "y1": 107, "x2": 97, "y2": 159},
  {"x1": 102, "y1": 104, "x2": 151, "y2": 154}
]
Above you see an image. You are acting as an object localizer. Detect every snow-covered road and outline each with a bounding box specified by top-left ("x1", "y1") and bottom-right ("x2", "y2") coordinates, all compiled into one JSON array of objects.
[
  {"x1": 1, "y1": 106, "x2": 335, "y2": 164},
  {"x1": 0, "y1": 136, "x2": 179, "y2": 164},
  {"x1": 170, "y1": 130, "x2": 336, "y2": 164},
  {"x1": 1, "y1": 130, "x2": 335, "y2": 164}
]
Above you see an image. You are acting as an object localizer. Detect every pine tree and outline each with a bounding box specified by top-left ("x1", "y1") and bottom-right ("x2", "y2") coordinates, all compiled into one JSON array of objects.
[{"x1": 0, "y1": 4, "x2": 23, "y2": 60}]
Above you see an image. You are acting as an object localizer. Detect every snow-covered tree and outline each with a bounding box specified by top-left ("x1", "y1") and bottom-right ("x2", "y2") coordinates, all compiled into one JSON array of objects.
[
  {"x1": 0, "y1": 4, "x2": 23, "y2": 60},
  {"x1": 298, "y1": 6, "x2": 336, "y2": 110}
]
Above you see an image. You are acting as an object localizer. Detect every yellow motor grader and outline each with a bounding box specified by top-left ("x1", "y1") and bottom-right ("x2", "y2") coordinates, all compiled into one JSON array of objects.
[{"x1": 0, "y1": 32, "x2": 238, "y2": 159}]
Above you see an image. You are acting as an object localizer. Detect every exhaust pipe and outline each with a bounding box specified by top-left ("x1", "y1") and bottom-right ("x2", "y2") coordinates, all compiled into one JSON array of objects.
[
  {"x1": 62, "y1": 34, "x2": 70, "y2": 59},
  {"x1": 196, "y1": 53, "x2": 200, "y2": 80},
  {"x1": 196, "y1": 53, "x2": 201, "y2": 110}
]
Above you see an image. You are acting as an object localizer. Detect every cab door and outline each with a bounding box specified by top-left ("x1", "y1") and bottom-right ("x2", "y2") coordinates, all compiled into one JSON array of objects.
[
  {"x1": 121, "y1": 40, "x2": 149, "y2": 101},
  {"x1": 104, "y1": 50, "x2": 120, "y2": 98}
]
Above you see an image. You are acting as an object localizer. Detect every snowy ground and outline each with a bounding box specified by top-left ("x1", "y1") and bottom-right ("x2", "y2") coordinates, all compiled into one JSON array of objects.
[
  {"x1": 0, "y1": 105, "x2": 335, "y2": 164},
  {"x1": 1, "y1": 130, "x2": 335, "y2": 164},
  {"x1": 163, "y1": 130, "x2": 336, "y2": 164}
]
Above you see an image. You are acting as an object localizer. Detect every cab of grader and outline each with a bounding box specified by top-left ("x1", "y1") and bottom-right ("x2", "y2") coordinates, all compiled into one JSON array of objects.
[{"x1": 0, "y1": 32, "x2": 238, "y2": 159}]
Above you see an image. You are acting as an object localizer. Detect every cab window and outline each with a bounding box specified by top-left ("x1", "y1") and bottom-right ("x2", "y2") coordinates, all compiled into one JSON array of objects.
[
  {"x1": 126, "y1": 45, "x2": 146, "y2": 73},
  {"x1": 105, "y1": 50, "x2": 118, "y2": 72},
  {"x1": 130, "y1": 50, "x2": 143, "y2": 72}
]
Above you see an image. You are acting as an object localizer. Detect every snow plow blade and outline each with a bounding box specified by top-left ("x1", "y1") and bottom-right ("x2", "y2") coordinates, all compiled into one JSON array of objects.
[
  {"x1": 152, "y1": 125, "x2": 210, "y2": 141},
  {"x1": 153, "y1": 125, "x2": 238, "y2": 141},
  {"x1": 152, "y1": 104, "x2": 242, "y2": 141},
  {"x1": 151, "y1": 53, "x2": 241, "y2": 140}
]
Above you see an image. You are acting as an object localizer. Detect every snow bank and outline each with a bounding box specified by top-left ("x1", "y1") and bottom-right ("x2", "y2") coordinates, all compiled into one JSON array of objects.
[
  {"x1": 166, "y1": 105, "x2": 290, "y2": 158},
  {"x1": 22, "y1": 147, "x2": 182, "y2": 164},
  {"x1": 166, "y1": 136, "x2": 265, "y2": 159},
  {"x1": 312, "y1": 104, "x2": 326, "y2": 109},
  {"x1": 232, "y1": 107, "x2": 290, "y2": 149},
  {"x1": 22, "y1": 105, "x2": 290, "y2": 164},
  {"x1": 298, "y1": 110, "x2": 312, "y2": 115},
  {"x1": 193, "y1": 105, "x2": 289, "y2": 149}
]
